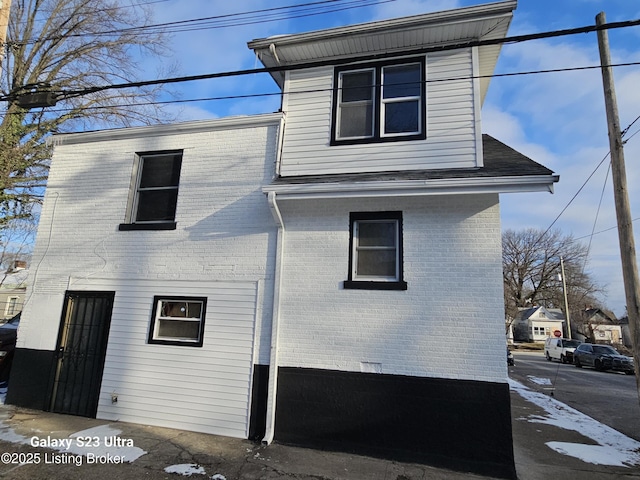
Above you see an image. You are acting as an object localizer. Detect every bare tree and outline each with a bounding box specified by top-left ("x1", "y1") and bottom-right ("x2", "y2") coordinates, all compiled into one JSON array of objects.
[
  {"x1": 503, "y1": 228, "x2": 604, "y2": 332},
  {"x1": 0, "y1": 0, "x2": 177, "y2": 225}
]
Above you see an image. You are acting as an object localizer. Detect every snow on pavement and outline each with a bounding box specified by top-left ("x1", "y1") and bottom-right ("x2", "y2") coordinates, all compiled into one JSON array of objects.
[
  {"x1": 509, "y1": 378, "x2": 640, "y2": 467},
  {"x1": 0, "y1": 408, "x2": 229, "y2": 478},
  {"x1": 163, "y1": 465, "x2": 227, "y2": 479},
  {"x1": 526, "y1": 375, "x2": 553, "y2": 386},
  {"x1": 0, "y1": 422, "x2": 146, "y2": 463}
]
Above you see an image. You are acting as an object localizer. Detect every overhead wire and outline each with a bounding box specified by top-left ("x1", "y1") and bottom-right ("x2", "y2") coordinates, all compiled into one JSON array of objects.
[
  {"x1": 7, "y1": 0, "x2": 396, "y2": 44},
  {"x1": 541, "y1": 113, "x2": 640, "y2": 251},
  {"x1": 1, "y1": 60, "x2": 639, "y2": 115},
  {"x1": 0, "y1": 9, "x2": 638, "y2": 106}
]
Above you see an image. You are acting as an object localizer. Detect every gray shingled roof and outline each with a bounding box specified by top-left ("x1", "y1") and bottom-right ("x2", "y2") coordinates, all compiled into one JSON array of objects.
[{"x1": 271, "y1": 134, "x2": 556, "y2": 186}]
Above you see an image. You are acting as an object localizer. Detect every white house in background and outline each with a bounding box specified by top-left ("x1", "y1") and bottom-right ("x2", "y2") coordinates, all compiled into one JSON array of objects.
[
  {"x1": 578, "y1": 308, "x2": 623, "y2": 344},
  {"x1": 513, "y1": 306, "x2": 566, "y2": 342},
  {"x1": 0, "y1": 262, "x2": 28, "y2": 322},
  {"x1": 8, "y1": 2, "x2": 558, "y2": 478}
]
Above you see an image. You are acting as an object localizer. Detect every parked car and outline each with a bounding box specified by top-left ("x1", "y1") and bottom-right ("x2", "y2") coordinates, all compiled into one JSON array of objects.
[
  {"x1": 0, "y1": 313, "x2": 20, "y2": 381},
  {"x1": 573, "y1": 343, "x2": 634, "y2": 374},
  {"x1": 507, "y1": 348, "x2": 515, "y2": 366},
  {"x1": 544, "y1": 337, "x2": 582, "y2": 364}
]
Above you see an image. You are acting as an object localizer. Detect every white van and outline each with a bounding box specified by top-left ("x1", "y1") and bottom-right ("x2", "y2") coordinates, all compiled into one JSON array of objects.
[{"x1": 544, "y1": 337, "x2": 582, "y2": 364}]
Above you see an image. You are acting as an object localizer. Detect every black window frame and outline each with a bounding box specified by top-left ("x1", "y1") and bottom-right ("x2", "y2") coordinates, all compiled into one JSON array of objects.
[
  {"x1": 148, "y1": 295, "x2": 207, "y2": 347},
  {"x1": 119, "y1": 150, "x2": 183, "y2": 231},
  {"x1": 344, "y1": 211, "x2": 407, "y2": 291},
  {"x1": 331, "y1": 57, "x2": 426, "y2": 146}
]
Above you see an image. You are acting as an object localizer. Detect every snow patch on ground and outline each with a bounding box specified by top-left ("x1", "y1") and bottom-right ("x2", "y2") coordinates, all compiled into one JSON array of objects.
[
  {"x1": 509, "y1": 379, "x2": 640, "y2": 467},
  {"x1": 164, "y1": 463, "x2": 206, "y2": 476},
  {"x1": 162, "y1": 466, "x2": 227, "y2": 479},
  {"x1": 69, "y1": 425, "x2": 146, "y2": 462},
  {"x1": 526, "y1": 375, "x2": 553, "y2": 386},
  {"x1": 0, "y1": 382, "x2": 7, "y2": 405},
  {"x1": 0, "y1": 420, "x2": 147, "y2": 463}
]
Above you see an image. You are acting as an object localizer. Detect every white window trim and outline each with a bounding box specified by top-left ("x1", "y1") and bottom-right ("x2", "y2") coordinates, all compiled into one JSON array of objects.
[
  {"x1": 336, "y1": 67, "x2": 376, "y2": 141},
  {"x1": 352, "y1": 219, "x2": 400, "y2": 282},
  {"x1": 345, "y1": 211, "x2": 407, "y2": 291},
  {"x1": 380, "y1": 62, "x2": 423, "y2": 139}
]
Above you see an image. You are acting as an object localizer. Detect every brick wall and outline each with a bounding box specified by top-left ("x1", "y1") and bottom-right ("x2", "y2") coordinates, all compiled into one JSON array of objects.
[
  {"x1": 20, "y1": 117, "x2": 281, "y2": 364},
  {"x1": 276, "y1": 194, "x2": 507, "y2": 383}
]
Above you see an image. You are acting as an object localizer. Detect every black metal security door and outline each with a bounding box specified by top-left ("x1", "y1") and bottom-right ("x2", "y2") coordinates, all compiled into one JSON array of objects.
[{"x1": 50, "y1": 291, "x2": 115, "y2": 417}]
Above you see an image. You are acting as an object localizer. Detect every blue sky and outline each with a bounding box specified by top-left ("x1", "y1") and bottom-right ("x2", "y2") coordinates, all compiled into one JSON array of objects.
[{"x1": 148, "y1": 0, "x2": 640, "y2": 316}]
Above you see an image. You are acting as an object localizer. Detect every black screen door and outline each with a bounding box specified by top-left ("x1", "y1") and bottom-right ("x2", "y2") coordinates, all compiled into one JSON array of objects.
[{"x1": 50, "y1": 291, "x2": 115, "y2": 417}]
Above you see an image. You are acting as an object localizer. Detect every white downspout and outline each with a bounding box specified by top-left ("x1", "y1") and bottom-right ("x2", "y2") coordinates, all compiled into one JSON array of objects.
[{"x1": 262, "y1": 191, "x2": 284, "y2": 445}]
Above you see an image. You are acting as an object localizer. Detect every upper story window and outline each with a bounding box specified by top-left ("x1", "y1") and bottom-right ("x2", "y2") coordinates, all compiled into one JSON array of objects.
[
  {"x1": 331, "y1": 58, "x2": 426, "y2": 145},
  {"x1": 119, "y1": 151, "x2": 183, "y2": 231},
  {"x1": 344, "y1": 211, "x2": 407, "y2": 291}
]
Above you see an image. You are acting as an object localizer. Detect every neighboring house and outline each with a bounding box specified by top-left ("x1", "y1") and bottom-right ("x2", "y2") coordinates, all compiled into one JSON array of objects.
[
  {"x1": 0, "y1": 262, "x2": 28, "y2": 322},
  {"x1": 7, "y1": 2, "x2": 558, "y2": 478},
  {"x1": 577, "y1": 308, "x2": 623, "y2": 345},
  {"x1": 512, "y1": 306, "x2": 566, "y2": 343}
]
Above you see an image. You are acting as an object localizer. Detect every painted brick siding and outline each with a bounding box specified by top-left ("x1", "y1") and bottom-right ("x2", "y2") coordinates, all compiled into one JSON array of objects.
[
  {"x1": 19, "y1": 117, "x2": 280, "y2": 365},
  {"x1": 276, "y1": 194, "x2": 507, "y2": 383}
]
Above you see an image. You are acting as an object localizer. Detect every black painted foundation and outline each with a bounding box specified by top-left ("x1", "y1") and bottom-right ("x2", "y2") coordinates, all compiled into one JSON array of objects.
[
  {"x1": 5, "y1": 348, "x2": 56, "y2": 410},
  {"x1": 274, "y1": 367, "x2": 516, "y2": 479}
]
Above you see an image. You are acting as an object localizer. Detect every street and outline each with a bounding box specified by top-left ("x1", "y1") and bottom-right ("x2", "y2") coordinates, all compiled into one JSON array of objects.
[{"x1": 509, "y1": 350, "x2": 640, "y2": 441}]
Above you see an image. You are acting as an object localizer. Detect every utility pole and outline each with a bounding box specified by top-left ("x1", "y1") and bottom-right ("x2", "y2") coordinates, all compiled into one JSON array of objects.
[
  {"x1": 596, "y1": 12, "x2": 640, "y2": 402},
  {"x1": 560, "y1": 257, "x2": 572, "y2": 339}
]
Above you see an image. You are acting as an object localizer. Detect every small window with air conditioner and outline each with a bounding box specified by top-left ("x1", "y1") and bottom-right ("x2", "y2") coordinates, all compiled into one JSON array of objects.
[{"x1": 148, "y1": 296, "x2": 207, "y2": 347}]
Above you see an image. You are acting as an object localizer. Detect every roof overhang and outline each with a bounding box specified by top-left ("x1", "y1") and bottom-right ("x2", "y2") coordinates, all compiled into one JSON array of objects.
[
  {"x1": 263, "y1": 175, "x2": 556, "y2": 200},
  {"x1": 248, "y1": 1, "x2": 517, "y2": 102},
  {"x1": 263, "y1": 134, "x2": 559, "y2": 199}
]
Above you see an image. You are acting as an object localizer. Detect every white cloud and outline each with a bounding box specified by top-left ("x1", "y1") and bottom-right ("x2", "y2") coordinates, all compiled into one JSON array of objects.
[{"x1": 369, "y1": 0, "x2": 462, "y2": 21}]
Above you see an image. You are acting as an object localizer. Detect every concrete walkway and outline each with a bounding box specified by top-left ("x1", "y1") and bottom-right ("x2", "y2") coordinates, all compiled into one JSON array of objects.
[{"x1": 0, "y1": 382, "x2": 638, "y2": 479}]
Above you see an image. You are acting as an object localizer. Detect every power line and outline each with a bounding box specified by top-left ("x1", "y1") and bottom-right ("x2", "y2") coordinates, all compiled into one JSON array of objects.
[
  {"x1": 575, "y1": 218, "x2": 640, "y2": 241},
  {"x1": 540, "y1": 113, "x2": 640, "y2": 246},
  {"x1": 2, "y1": 60, "x2": 639, "y2": 114},
  {"x1": 537, "y1": 151, "x2": 612, "y2": 244},
  {"x1": 2, "y1": 14, "x2": 639, "y2": 105},
  {"x1": 7, "y1": 0, "x2": 396, "y2": 45}
]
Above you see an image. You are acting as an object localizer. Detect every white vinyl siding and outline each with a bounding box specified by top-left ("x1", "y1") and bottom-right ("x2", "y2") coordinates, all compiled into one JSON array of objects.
[
  {"x1": 70, "y1": 278, "x2": 258, "y2": 439},
  {"x1": 279, "y1": 48, "x2": 478, "y2": 176}
]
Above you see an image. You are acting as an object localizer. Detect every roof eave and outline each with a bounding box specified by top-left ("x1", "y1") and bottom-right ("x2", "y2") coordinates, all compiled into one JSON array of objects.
[
  {"x1": 248, "y1": 1, "x2": 516, "y2": 90},
  {"x1": 248, "y1": 1, "x2": 516, "y2": 51},
  {"x1": 263, "y1": 174, "x2": 559, "y2": 200}
]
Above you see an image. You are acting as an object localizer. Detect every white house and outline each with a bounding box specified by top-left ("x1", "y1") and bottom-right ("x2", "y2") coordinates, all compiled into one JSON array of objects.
[
  {"x1": 8, "y1": 2, "x2": 558, "y2": 478},
  {"x1": 512, "y1": 306, "x2": 566, "y2": 342},
  {"x1": 0, "y1": 262, "x2": 28, "y2": 322},
  {"x1": 579, "y1": 308, "x2": 623, "y2": 345}
]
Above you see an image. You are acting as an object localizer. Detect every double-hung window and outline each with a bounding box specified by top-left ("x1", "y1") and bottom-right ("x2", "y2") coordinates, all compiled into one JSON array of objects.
[
  {"x1": 5, "y1": 296, "x2": 18, "y2": 316},
  {"x1": 148, "y1": 296, "x2": 207, "y2": 347},
  {"x1": 332, "y1": 58, "x2": 425, "y2": 145},
  {"x1": 119, "y1": 151, "x2": 183, "y2": 231},
  {"x1": 345, "y1": 211, "x2": 407, "y2": 290}
]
